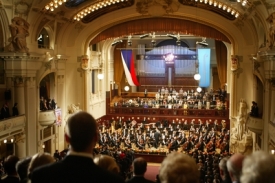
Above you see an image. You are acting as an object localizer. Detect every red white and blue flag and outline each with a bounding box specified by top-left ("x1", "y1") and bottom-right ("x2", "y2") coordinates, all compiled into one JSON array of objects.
[{"x1": 121, "y1": 50, "x2": 140, "y2": 86}]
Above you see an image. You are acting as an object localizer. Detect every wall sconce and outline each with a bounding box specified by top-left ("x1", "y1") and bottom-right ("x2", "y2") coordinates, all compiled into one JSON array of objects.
[
  {"x1": 11, "y1": 139, "x2": 14, "y2": 143},
  {"x1": 271, "y1": 150, "x2": 275, "y2": 155},
  {"x1": 97, "y1": 72, "x2": 104, "y2": 80},
  {"x1": 4, "y1": 139, "x2": 7, "y2": 143},
  {"x1": 42, "y1": 144, "x2": 45, "y2": 149}
]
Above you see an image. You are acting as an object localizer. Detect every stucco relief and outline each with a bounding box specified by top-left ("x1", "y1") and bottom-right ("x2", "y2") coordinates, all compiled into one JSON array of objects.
[{"x1": 267, "y1": 12, "x2": 275, "y2": 50}]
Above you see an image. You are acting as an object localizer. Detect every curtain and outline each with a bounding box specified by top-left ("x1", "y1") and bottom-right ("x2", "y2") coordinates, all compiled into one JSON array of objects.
[
  {"x1": 113, "y1": 43, "x2": 125, "y2": 96},
  {"x1": 215, "y1": 40, "x2": 227, "y2": 89}
]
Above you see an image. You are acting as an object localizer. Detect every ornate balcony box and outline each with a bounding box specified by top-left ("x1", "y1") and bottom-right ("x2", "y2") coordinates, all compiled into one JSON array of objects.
[
  {"x1": 246, "y1": 116, "x2": 263, "y2": 134},
  {"x1": 39, "y1": 110, "x2": 56, "y2": 126},
  {"x1": 258, "y1": 50, "x2": 275, "y2": 80}
]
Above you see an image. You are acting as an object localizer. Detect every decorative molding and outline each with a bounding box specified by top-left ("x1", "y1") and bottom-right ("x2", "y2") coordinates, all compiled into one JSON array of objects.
[
  {"x1": 15, "y1": 0, "x2": 31, "y2": 16},
  {"x1": 136, "y1": 0, "x2": 180, "y2": 16}
]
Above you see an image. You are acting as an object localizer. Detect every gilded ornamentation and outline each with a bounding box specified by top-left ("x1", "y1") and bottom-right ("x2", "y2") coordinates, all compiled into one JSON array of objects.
[{"x1": 136, "y1": 0, "x2": 180, "y2": 16}]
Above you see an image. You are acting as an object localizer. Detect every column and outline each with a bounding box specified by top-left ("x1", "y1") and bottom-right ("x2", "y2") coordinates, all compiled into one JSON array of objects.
[
  {"x1": 25, "y1": 77, "x2": 37, "y2": 156},
  {"x1": 14, "y1": 133, "x2": 26, "y2": 159},
  {"x1": 56, "y1": 74, "x2": 65, "y2": 150},
  {"x1": 263, "y1": 80, "x2": 271, "y2": 151},
  {"x1": 13, "y1": 76, "x2": 25, "y2": 115}
]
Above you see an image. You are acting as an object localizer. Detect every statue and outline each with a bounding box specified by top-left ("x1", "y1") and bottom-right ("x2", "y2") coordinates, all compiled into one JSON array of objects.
[
  {"x1": 235, "y1": 99, "x2": 248, "y2": 140},
  {"x1": 229, "y1": 99, "x2": 253, "y2": 154},
  {"x1": 8, "y1": 17, "x2": 30, "y2": 54},
  {"x1": 68, "y1": 103, "x2": 82, "y2": 114}
]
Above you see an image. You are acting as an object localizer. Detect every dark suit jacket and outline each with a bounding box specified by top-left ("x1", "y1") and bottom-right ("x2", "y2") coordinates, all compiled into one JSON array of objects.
[
  {"x1": 126, "y1": 176, "x2": 155, "y2": 183},
  {"x1": 31, "y1": 155, "x2": 125, "y2": 183}
]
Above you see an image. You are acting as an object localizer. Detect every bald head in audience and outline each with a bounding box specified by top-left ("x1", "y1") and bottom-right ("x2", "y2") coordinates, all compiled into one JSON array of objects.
[
  {"x1": 159, "y1": 152, "x2": 199, "y2": 183},
  {"x1": 241, "y1": 151, "x2": 275, "y2": 183},
  {"x1": 226, "y1": 153, "x2": 244, "y2": 183}
]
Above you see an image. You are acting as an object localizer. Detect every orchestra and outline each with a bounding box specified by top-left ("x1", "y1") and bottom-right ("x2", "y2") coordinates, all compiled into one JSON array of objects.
[{"x1": 97, "y1": 117, "x2": 230, "y2": 155}]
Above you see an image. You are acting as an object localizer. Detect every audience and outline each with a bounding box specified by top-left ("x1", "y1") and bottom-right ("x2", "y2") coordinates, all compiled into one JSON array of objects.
[
  {"x1": 94, "y1": 154, "x2": 120, "y2": 175},
  {"x1": 16, "y1": 157, "x2": 31, "y2": 183},
  {"x1": 219, "y1": 157, "x2": 232, "y2": 183},
  {"x1": 28, "y1": 153, "x2": 55, "y2": 180},
  {"x1": 158, "y1": 152, "x2": 199, "y2": 183},
  {"x1": 31, "y1": 111, "x2": 124, "y2": 183},
  {"x1": 241, "y1": 151, "x2": 275, "y2": 183},
  {"x1": 226, "y1": 153, "x2": 244, "y2": 183},
  {"x1": 2, "y1": 155, "x2": 20, "y2": 183},
  {"x1": 126, "y1": 157, "x2": 154, "y2": 183}
]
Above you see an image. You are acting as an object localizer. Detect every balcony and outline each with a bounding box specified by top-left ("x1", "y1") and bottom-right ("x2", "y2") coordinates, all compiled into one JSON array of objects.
[
  {"x1": 0, "y1": 115, "x2": 25, "y2": 139},
  {"x1": 246, "y1": 115, "x2": 263, "y2": 134},
  {"x1": 39, "y1": 110, "x2": 56, "y2": 126}
]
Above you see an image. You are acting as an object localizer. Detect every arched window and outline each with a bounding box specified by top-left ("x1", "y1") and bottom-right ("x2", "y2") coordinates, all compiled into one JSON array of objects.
[{"x1": 37, "y1": 28, "x2": 50, "y2": 49}]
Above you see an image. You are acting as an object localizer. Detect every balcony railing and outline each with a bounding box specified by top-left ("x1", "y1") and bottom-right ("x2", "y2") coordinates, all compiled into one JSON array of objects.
[
  {"x1": 39, "y1": 110, "x2": 56, "y2": 126},
  {"x1": 0, "y1": 115, "x2": 25, "y2": 139},
  {"x1": 108, "y1": 107, "x2": 229, "y2": 118},
  {"x1": 246, "y1": 115, "x2": 263, "y2": 134}
]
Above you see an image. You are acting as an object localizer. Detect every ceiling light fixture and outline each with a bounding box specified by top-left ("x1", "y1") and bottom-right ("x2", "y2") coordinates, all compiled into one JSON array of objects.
[{"x1": 73, "y1": 0, "x2": 128, "y2": 21}]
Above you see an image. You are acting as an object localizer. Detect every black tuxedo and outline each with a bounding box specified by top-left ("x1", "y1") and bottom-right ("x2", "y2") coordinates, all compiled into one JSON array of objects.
[
  {"x1": 32, "y1": 155, "x2": 124, "y2": 183},
  {"x1": 126, "y1": 176, "x2": 154, "y2": 183}
]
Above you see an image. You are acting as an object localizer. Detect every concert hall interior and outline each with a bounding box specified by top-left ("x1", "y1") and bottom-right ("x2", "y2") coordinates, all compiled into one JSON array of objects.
[{"x1": 0, "y1": 0, "x2": 275, "y2": 179}]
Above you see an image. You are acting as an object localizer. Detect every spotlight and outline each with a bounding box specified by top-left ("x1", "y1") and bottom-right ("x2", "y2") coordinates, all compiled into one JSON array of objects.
[
  {"x1": 111, "y1": 40, "x2": 123, "y2": 46},
  {"x1": 151, "y1": 40, "x2": 156, "y2": 47},
  {"x1": 127, "y1": 35, "x2": 132, "y2": 46},
  {"x1": 196, "y1": 37, "x2": 208, "y2": 46},
  {"x1": 167, "y1": 34, "x2": 177, "y2": 39},
  {"x1": 140, "y1": 34, "x2": 149, "y2": 39}
]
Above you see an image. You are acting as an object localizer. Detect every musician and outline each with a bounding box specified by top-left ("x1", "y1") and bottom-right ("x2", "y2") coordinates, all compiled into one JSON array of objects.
[
  {"x1": 213, "y1": 120, "x2": 219, "y2": 131},
  {"x1": 220, "y1": 138, "x2": 229, "y2": 154},
  {"x1": 183, "y1": 120, "x2": 188, "y2": 131},
  {"x1": 195, "y1": 138, "x2": 205, "y2": 152},
  {"x1": 124, "y1": 138, "x2": 132, "y2": 148},
  {"x1": 137, "y1": 138, "x2": 145, "y2": 150},
  {"x1": 183, "y1": 137, "x2": 194, "y2": 152},
  {"x1": 206, "y1": 138, "x2": 215, "y2": 153},
  {"x1": 98, "y1": 130, "x2": 104, "y2": 146},
  {"x1": 169, "y1": 137, "x2": 179, "y2": 152},
  {"x1": 154, "y1": 128, "x2": 161, "y2": 148}
]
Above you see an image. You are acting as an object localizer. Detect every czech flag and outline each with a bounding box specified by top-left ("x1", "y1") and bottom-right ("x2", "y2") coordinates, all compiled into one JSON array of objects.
[{"x1": 121, "y1": 50, "x2": 140, "y2": 86}]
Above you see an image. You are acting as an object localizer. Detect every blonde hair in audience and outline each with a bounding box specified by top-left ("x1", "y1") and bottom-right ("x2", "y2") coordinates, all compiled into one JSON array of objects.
[
  {"x1": 28, "y1": 152, "x2": 55, "y2": 178},
  {"x1": 94, "y1": 154, "x2": 120, "y2": 174},
  {"x1": 241, "y1": 151, "x2": 275, "y2": 183},
  {"x1": 159, "y1": 152, "x2": 200, "y2": 183}
]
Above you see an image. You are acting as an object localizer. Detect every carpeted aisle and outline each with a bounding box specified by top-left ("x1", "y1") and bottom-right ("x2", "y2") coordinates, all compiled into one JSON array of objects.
[{"x1": 144, "y1": 163, "x2": 161, "y2": 182}]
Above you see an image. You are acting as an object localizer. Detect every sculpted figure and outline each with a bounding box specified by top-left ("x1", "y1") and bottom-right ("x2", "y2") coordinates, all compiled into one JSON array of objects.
[
  {"x1": 235, "y1": 100, "x2": 248, "y2": 140},
  {"x1": 8, "y1": 17, "x2": 30, "y2": 54}
]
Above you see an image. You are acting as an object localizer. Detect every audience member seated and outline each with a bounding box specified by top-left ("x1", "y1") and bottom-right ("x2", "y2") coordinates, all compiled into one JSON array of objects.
[
  {"x1": 126, "y1": 157, "x2": 154, "y2": 183},
  {"x1": 241, "y1": 151, "x2": 275, "y2": 183},
  {"x1": 2, "y1": 155, "x2": 20, "y2": 183},
  {"x1": 158, "y1": 152, "x2": 200, "y2": 183},
  {"x1": 28, "y1": 152, "x2": 55, "y2": 180},
  {"x1": 226, "y1": 153, "x2": 244, "y2": 183},
  {"x1": 94, "y1": 154, "x2": 120, "y2": 175},
  {"x1": 219, "y1": 157, "x2": 232, "y2": 183},
  {"x1": 16, "y1": 157, "x2": 32, "y2": 183}
]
